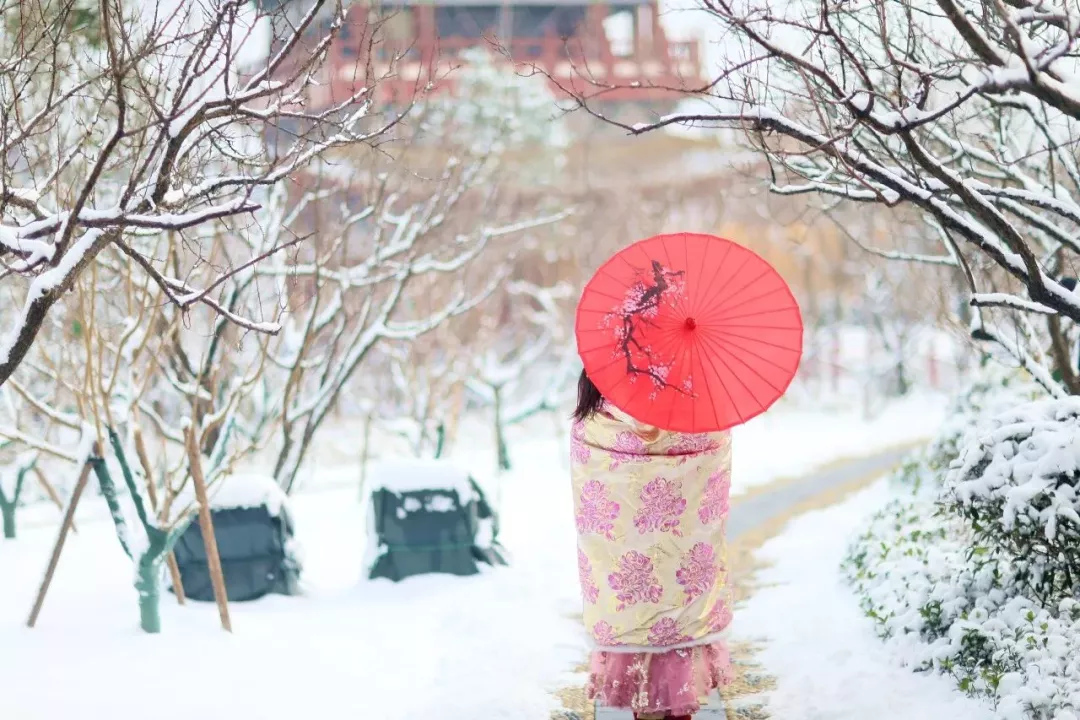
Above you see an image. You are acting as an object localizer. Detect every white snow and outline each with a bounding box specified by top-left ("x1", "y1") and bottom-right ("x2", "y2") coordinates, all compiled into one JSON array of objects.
[
  {"x1": 368, "y1": 458, "x2": 476, "y2": 503},
  {"x1": 172, "y1": 472, "x2": 288, "y2": 517},
  {"x1": 0, "y1": 394, "x2": 948, "y2": 720},
  {"x1": 426, "y1": 495, "x2": 457, "y2": 512},
  {"x1": 731, "y1": 479, "x2": 994, "y2": 720}
]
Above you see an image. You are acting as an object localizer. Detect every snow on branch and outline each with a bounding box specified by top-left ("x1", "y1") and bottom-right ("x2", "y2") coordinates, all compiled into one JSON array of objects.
[
  {"x1": 0, "y1": 0, "x2": 404, "y2": 385},
  {"x1": 553, "y1": 0, "x2": 1080, "y2": 387},
  {"x1": 971, "y1": 293, "x2": 1056, "y2": 316},
  {"x1": 260, "y1": 156, "x2": 567, "y2": 491}
]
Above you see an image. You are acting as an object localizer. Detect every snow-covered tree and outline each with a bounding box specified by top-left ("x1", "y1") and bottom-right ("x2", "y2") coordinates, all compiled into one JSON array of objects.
[
  {"x1": 568, "y1": 0, "x2": 1080, "y2": 395},
  {"x1": 250, "y1": 154, "x2": 566, "y2": 492},
  {"x1": 0, "y1": 219, "x2": 277, "y2": 631},
  {"x1": 251, "y1": 49, "x2": 570, "y2": 493},
  {"x1": 467, "y1": 279, "x2": 578, "y2": 473},
  {"x1": 0, "y1": 0, "x2": 397, "y2": 386},
  {"x1": 381, "y1": 329, "x2": 468, "y2": 459}
]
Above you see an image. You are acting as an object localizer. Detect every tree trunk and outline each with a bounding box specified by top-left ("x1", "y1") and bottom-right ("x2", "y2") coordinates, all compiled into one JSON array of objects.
[
  {"x1": 493, "y1": 386, "x2": 510, "y2": 472},
  {"x1": 135, "y1": 555, "x2": 163, "y2": 634},
  {"x1": 275, "y1": 420, "x2": 318, "y2": 495},
  {"x1": 1, "y1": 502, "x2": 15, "y2": 539},
  {"x1": 1049, "y1": 314, "x2": 1080, "y2": 394},
  {"x1": 359, "y1": 410, "x2": 374, "y2": 501},
  {"x1": 132, "y1": 427, "x2": 184, "y2": 605}
]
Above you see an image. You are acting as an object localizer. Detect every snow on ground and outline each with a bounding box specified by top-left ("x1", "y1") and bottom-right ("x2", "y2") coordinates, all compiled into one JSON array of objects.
[
  {"x1": 0, "y1": 436, "x2": 584, "y2": 720},
  {"x1": 0, "y1": 394, "x2": 946, "y2": 720},
  {"x1": 731, "y1": 478, "x2": 993, "y2": 720}
]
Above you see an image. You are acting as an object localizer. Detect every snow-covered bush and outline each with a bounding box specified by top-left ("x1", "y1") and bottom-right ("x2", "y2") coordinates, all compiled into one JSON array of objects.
[
  {"x1": 944, "y1": 398, "x2": 1080, "y2": 605},
  {"x1": 923, "y1": 363, "x2": 1044, "y2": 477},
  {"x1": 844, "y1": 495, "x2": 1080, "y2": 719},
  {"x1": 843, "y1": 379, "x2": 1080, "y2": 717}
]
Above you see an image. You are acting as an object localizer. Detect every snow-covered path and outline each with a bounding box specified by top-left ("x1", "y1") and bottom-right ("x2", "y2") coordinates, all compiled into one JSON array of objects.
[
  {"x1": 594, "y1": 444, "x2": 916, "y2": 719},
  {"x1": 730, "y1": 479, "x2": 994, "y2": 720}
]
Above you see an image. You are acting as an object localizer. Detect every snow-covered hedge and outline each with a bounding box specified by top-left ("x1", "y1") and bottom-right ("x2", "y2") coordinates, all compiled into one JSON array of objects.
[
  {"x1": 841, "y1": 372, "x2": 1080, "y2": 719},
  {"x1": 944, "y1": 398, "x2": 1080, "y2": 604},
  {"x1": 844, "y1": 495, "x2": 1080, "y2": 719},
  {"x1": 922, "y1": 364, "x2": 1043, "y2": 478}
]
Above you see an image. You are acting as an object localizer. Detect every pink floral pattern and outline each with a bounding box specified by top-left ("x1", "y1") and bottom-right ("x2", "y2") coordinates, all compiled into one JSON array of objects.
[
  {"x1": 698, "y1": 469, "x2": 731, "y2": 525},
  {"x1": 576, "y1": 480, "x2": 620, "y2": 540},
  {"x1": 608, "y1": 431, "x2": 649, "y2": 470},
  {"x1": 676, "y1": 542, "x2": 719, "y2": 605},
  {"x1": 634, "y1": 477, "x2": 687, "y2": 536},
  {"x1": 666, "y1": 433, "x2": 721, "y2": 463},
  {"x1": 592, "y1": 621, "x2": 619, "y2": 645},
  {"x1": 707, "y1": 599, "x2": 733, "y2": 633},
  {"x1": 647, "y1": 616, "x2": 692, "y2": 646},
  {"x1": 578, "y1": 549, "x2": 599, "y2": 604},
  {"x1": 597, "y1": 261, "x2": 691, "y2": 400},
  {"x1": 572, "y1": 404, "x2": 733, "y2": 656},
  {"x1": 608, "y1": 550, "x2": 663, "y2": 611},
  {"x1": 571, "y1": 420, "x2": 592, "y2": 466}
]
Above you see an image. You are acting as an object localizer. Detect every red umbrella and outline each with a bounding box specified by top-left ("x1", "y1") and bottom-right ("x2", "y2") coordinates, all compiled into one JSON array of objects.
[{"x1": 575, "y1": 232, "x2": 803, "y2": 433}]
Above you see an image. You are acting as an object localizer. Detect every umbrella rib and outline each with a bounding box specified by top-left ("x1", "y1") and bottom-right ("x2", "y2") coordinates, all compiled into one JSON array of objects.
[
  {"x1": 690, "y1": 241, "x2": 740, "y2": 318},
  {"x1": 583, "y1": 349, "x2": 637, "y2": 378},
  {"x1": 577, "y1": 299, "x2": 629, "y2": 313},
  {"x1": 700, "y1": 337, "x2": 768, "y2": 414},
  {"x1": 656, "y1": 234, "x2": 691, "y2": 317},
  {"x1": 716, "y1": 323, "x2": 801, "y2": 330},
  {"x1": 698, "y1": 266, "x2": 773, "y2": 324},
  {"x1": 585, "y1": 319, "x2": 689, "y2": 422},
  {"x1": 617, "y1": 374, "x2": 654, "y2": 427},
  {"x1": 687, "y1": 234, "x2": 714, "y2": 321},
  {"x1": 705, "y1": 286, "x2": 788, "y2": 323},
  {"x1": 611, "y1": 245, "x2": 654, "y2": 278},
  {"x1": 708, "y1": 332, "x2": 798, "y2": 374},
  {"x1": 664, "y1": 333, "x2": 685, "y2": 432},
  {"x1": 696, "y1": 335, "x2": 742, "y2": 427},
  {"x1": 712, "y1": 329, "x2": 802, "y2": 355},
  {"x1": 714, "y1": 307, "x2": 800, "y2": 325},
  {"x1": 686, "y1": 330, "x2": 698, "y2": 432},
  {"x1": 697, "y1": 332, "x2": 784, "y2": 395},
  {"x1": 691, "y1": 333, "x2": 721, "y2": 430},
  {"x1": 586, "y1": 270, "x2": 637, "y2": 303},
  {"x1": 598, "y1": 356, "x2": 639, "y2": 408}
]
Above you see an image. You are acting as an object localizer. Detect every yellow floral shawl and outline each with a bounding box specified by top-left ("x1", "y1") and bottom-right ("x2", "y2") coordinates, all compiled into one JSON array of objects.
[{"x1": 571, "y1": 406, "x2": 732, "y2": 652}]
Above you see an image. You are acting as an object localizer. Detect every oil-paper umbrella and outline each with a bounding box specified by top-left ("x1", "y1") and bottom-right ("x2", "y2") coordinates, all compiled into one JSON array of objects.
[{"x1": 575, "y1": 232, "x2": 803, "y2": 433}]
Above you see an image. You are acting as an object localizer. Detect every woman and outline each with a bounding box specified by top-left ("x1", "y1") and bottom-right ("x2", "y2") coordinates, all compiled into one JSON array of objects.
[{"x1": 571, "y1": 370, "x2": 733, "y2": 720}]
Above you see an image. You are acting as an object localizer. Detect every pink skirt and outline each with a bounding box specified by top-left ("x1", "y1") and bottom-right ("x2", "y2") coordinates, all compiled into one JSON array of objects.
[{"x1": 587, "y1": 642, "x2": 733, "y2": 716}]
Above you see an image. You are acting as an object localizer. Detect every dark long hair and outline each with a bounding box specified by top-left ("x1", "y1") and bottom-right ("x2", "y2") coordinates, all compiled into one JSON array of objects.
[{"x1": 572, "y1": 369, "x2": 604, "y2": 422}]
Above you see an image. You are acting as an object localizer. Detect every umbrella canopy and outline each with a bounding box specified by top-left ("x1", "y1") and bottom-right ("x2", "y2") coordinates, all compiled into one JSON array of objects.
[{"x1": 575, "y1": 232, "x2": 803, "y2": 433}]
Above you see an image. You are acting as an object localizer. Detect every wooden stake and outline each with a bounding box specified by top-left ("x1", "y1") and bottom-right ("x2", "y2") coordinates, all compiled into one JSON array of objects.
[
  {"x1": 32, "y1": 467, "x2": 77, "y2": 534},
  {"x1": 27, "y1": 455, "x2": 95, "y2": 628},
  {"x1": 133, "y1": 428, "x2": 185, "y2": 605},
  {"x1": 184, "y1": 426, "x2": 231, "y2": 632}
]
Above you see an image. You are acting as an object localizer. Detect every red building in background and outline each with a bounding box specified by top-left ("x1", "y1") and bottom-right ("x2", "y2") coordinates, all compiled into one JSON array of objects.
[{"x1": 293, "y1": 1, "x2": 701, "y2": 119}]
